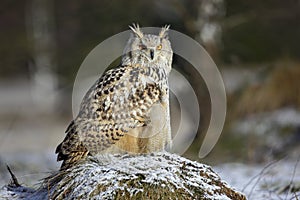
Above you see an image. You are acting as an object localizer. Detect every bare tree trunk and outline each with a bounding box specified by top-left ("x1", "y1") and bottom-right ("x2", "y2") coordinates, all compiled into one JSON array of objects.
[
  {"x1": 196, "y1": 0, "x2": 225, "y2": 61},
  {"x1": 26, "y1": 0, "x2": 58, "y2": 113}
]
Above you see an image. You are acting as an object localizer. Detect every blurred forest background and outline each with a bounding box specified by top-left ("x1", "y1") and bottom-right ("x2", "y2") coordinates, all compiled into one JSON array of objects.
[{"x1": 0, "y1": 0, "x2": 300, "y2": 196}]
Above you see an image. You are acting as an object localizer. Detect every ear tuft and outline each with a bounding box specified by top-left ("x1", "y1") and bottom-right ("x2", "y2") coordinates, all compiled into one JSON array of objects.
[
  {"x1": 129, "y1": 23, "x2": 144, "y2": 38},
  {"x1": 159, "y1": 25, "x2": 170, "y2": 39}
]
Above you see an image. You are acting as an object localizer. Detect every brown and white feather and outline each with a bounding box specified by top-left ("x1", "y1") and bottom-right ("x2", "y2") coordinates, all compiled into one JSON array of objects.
[{"x1": 56, "y1": 24, "x2": 173, "y2": 169}]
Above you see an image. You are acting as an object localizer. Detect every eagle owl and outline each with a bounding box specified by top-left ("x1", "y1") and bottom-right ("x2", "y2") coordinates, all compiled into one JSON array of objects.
[{"x1": 56, "y1": 24, "x2": 173, "y2": 169}]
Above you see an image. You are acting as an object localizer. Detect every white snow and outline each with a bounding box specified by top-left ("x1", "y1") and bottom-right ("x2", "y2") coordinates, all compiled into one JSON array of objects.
[
  {"x1": 234, "y1": 108, "x2": 300, "y2": 136},
  {"x1": 1, "y1": 152, "x2": 245, "y2": 199},
  {"x1": 215, "y1": 158, "x2": 300, "y2": 200}
]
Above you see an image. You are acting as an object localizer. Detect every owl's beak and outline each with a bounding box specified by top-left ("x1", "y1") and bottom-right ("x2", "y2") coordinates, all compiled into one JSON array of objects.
[{"x1": 150, "y1": 49, "x2": 154, "y2": 60}]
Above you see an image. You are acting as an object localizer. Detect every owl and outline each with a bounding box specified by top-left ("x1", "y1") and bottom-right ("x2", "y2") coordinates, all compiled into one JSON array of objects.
[{"x1": 55, "y1": 24, "x2": 173, "y2": 169}]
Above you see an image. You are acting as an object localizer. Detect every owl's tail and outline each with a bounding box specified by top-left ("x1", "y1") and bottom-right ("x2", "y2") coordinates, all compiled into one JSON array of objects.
[
  {"x1": 55, "y1": 121, "x2": 89, "y2": 170},
  {"x1": 55, "y1": 142, "x2": 89, "y2": 170}
]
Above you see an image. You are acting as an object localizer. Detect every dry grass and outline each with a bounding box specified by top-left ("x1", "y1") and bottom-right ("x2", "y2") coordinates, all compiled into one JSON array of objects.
[{"x1": 235, "y1": 61, "x2": 300, "y2": 116}]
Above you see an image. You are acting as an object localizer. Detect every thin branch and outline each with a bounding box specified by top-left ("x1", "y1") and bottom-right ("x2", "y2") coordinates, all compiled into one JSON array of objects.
[
  {"x1": 285, "y1": 155, "x2": 300, "y2": 200},
  {"x1": 242, "y1": 158, "x2": 282, "y2": 199},
  {"x1": 7, "y1": 165, "x2": 21, "y2": 187}
]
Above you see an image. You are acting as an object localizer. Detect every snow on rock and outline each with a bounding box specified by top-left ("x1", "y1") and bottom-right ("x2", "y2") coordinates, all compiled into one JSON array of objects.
[{"x1": 0, "y1": 152, "x2": 246, "y2": 200}]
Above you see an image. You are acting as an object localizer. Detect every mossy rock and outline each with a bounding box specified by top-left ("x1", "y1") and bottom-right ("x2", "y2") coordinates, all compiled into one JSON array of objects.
[{"x1": 1, "y1": 152, "x2": 246, "y2": 199}]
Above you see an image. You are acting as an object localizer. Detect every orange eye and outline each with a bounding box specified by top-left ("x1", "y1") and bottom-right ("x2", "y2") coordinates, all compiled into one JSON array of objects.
[{"x1": 157, "y1": 44, "x2": 162, "y2": 50}]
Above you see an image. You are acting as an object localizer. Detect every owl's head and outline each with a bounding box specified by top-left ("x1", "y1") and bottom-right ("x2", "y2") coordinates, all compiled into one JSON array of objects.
[{"x1": 122, "y1": 24, "x2": 173, "y2": 73}]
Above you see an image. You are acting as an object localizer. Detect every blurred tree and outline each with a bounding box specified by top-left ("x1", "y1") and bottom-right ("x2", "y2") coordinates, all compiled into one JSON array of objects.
[
  {"x1": 196, "y1": 0, "x2": 225, "y2": 62},
  {"x1": 26, "y1": 0, "x2": 58, "y2": 112},
  {"x1": 0, "y1": 0, "x2": 29, "y2": 77},
  {"x1": 222, "y1": 0, "x2": 300, "y2": 63},
  {"x1": 1, "y1": 0, "x2": 300, "y2": 79}
]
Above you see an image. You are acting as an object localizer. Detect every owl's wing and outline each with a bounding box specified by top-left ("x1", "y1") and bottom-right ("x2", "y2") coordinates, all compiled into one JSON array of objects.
[
  {"x1": 56, "y1": 65, "x2": 163, "y2": 168},
  {"x1": 78, "y1": 65, "x2": 164, "y2": 153},
  {"x1": 55, "y1": 120, "x2": 89, "y2": 169}
]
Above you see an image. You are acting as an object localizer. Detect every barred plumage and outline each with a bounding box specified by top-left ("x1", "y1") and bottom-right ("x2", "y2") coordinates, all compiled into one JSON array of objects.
[{"x1": 56, "y1": 24, "x2": 173, "y2": 169}]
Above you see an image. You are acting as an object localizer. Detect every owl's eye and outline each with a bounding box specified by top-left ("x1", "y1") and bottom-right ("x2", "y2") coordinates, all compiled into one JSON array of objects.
[
  {"x1": 139, "y1": 44, "x2": 147, "y2": 50},
  {"x1": 157, "y1": 44, "x2": 162, "y2": 50}
]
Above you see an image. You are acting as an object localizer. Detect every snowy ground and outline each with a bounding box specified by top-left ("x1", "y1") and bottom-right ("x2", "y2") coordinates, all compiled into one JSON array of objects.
[
  {"x1": 1, "y1": 153, "x2": 299, "y2": 200},
  {"x1": 1, "y1": 78, "x2": 299, "y2": 199},
  {"x1": 216, "y1": 159, "x2": 300, "y2": 200}
]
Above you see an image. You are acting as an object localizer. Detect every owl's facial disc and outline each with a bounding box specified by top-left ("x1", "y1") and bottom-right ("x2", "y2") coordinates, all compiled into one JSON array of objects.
[
  {"x1": 138, "y1": 45, "x2": 156, "y2": 62},
  {"x1": 136, "y1": 35, "x2": 166, "y2": 62},
  {"x1": 138, "y1": 46, "x2": 164, "y2": 63},
  {"x1": 122, "y1": 24, "x2": 172, "y2": 67}
]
